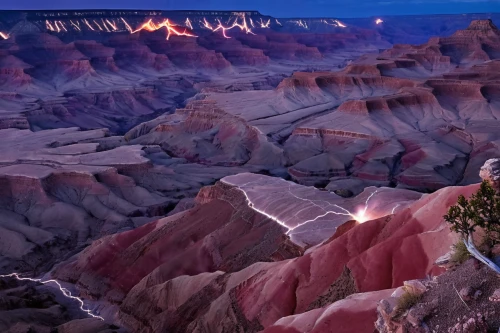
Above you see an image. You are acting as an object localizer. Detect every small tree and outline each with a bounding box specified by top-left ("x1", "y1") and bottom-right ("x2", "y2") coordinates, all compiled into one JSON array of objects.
[
  {"x1": 470, "y1": 181, "x2": 500, "y2": 247},
  {"x1": 444, "y1": 194, "x2": 477, "y2": 238},
  {"x1": 444, "y1": 180, "x2": 500, "y2": 273}
]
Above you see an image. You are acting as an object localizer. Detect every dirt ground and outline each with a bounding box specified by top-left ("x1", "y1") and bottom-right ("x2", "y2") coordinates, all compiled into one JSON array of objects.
[{"x1": 418, "y1": 259, "x2": 500, "y2": 332}]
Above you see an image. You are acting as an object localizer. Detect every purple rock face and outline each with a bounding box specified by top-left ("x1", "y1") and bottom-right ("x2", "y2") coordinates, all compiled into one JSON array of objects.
[{"x1": 1, "y1": 10, "x2": 500, "y2": 333}]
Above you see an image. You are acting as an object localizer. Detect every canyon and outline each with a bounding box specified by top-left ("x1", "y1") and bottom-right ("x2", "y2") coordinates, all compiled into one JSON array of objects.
[{"x1": 1, "y1": 8, "x2": 500, "y2": 333}]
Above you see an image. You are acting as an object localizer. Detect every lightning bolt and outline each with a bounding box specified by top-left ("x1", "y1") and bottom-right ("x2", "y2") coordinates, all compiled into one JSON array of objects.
[
  {"x1": 101, "y1": 19, "x2": 111, "y2": 32},
  {"x1": 202, "y1": 14, "x2": 255, "y2": 38},
  {"x1": 391, "y1": 204, "x2": 401, "y2": 214},
  {"x1": 70, "y1": 20, "x2": 81, "y2": 31},
  {"x1": 130, "y1": 18, "x2": 197, "y2": 40},
  {"x1": 0, "y1": 273, "x2": 104, "y2": 320},
  {"x1": 83, "y1": 19, "x2": 95, "y2": 31},
  {"x1": 185, "y1": 18, "x2": 193, "y2": 30},
  {"x1": 259, "y1": 18, "x2": 271, "y2": 28},
  {"x1": 223, "y1": 178, "x2": 386, "y2": 238},
  {"x1": 322, "y1": 19, "x2": 345, "y2": 28},
  {"x1": 121, "y1": 18, "x2": 133, "y2": 32},
  {"x1": 106, "y1": 19, "x2": 118, "y2": 31},
  {"x1": 46, "y1": 20, "x2": 56, "y2": 32},
  {"x1": 53, "y1": 21, "x2": 62, "y2": 33},
  {"x1": 93, "y1": 20, "x2": 103, "y2": 31},
  {"x1": 293, "y1": 20, "x2": 309, "y2": 29},
  {"x1": 59, "y1": 21, "x2": 68, "y2": 32},
  {"x1": 0, "y1": 31, "x2": 9, "y2": 40},
  {"x1": 275, "y1": 18, "x2": 282, "y2": 26},
  {"x1": 334, "y1": 20, "x2": 347, "y2": 28}
]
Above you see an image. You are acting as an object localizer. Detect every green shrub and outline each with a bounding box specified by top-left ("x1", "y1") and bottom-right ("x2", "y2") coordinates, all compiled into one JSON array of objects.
[
  {"x1": 396, "y1": 291, "x2": 422, "y2": 317},
  {"x1": 444, "y1": 181, "x2": 500, "y2": 248},
  {"x1": 450, "y1": 240, "x2": 470, "y2": 265}
]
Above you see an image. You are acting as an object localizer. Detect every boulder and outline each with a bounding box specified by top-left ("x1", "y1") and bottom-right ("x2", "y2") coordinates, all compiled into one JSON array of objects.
[
  {"x1": 479, "y1": 158, "x2": 500, "y2": 191},
  {"x1": 488, "y1": 289, "x2": 500, "y2": 302}
]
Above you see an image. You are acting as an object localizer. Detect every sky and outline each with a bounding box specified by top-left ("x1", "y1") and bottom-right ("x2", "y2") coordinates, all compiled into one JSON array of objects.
[{"x1": 2, "y1": 0, "x2": 500, "y2": 18}]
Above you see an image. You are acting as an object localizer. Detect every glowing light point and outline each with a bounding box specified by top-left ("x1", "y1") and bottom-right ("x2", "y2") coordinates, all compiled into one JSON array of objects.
[
  {"x1": 376, "y1": 18, "x2": 384, "y2": 25},
  {"x1": 0, "y1": 32, "x2": 9, "y2": 40},
  {"x1": 353, "y1": 210, "x2": 369, "y2": 223}
]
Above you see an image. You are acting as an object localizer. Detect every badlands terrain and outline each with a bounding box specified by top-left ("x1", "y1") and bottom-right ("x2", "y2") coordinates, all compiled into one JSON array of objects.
[{"x1": 1, "y1": 8, "x2": 500, "y2": 333}]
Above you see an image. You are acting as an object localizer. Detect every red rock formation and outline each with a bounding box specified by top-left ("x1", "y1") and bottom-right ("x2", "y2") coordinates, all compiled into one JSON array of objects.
[
  {"x1": 144, "y1": 34, "x2": 231, "y2": 70},
  {"x1": 53, "y1": 180, "x2": 302, "y2": 303},
  {"x1": 260, "y1": 289, "x2": 395, "y2": 333},
  {"x1": 115, "y1": 182, "x2": 479, "y2": 331},
  {"x1": 197, "y1": 34, "x2": 270, "y2": 65},
  {"x1": 108, "y1": 35, "x2": 172, "y2": 71},
  {"x1": 0, "y1": 54, "x2": 32, "y2": 88},
  {"x1": 46, "y1": 171, "x2": 478, "y2": 332},
  {"x1": 237, "y1": 33, "x2": 322, "y2": 60}
]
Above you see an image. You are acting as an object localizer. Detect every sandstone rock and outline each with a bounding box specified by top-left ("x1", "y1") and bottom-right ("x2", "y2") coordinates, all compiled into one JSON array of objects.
[
  {"x1": 376, "y1": 298, "x2": 401, "y2": 333},
  {"x1": 261, "y1": 289, "x2": 395, "y2": 333},
  {"x1": 459, "y1": 287, "x2": 474, "y2": 302},
  {"x1": 479, "y1": 158, "x2": 500, "y2": 191},
  {"x1": 55, "y1": 180, "x2": 477, "y2": 332},
  {"x1": 404, "y1": 280, "x2": 428, "y2": 296},
  {"x1": 57, "y1": 318, "x2": 115, "y2": 333},
  {"x1": 488, "y1": 288, "x2": 500, "y2": 302},
  {"x1": 435, "y1": 251, "x2": 453, "y2": 266},
  {"x1": 333, "y1": 188, "x2": 354, "y2": 198},
  {"x1": 448, "y1": 313, "x2": 488, "y2": 333}
]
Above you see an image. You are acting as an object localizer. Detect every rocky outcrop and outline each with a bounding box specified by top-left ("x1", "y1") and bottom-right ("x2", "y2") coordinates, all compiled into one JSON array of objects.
[
  {"x1": 479, "y1": 158, "x2": 500, "y2": 191},
  {"x1": 127, "y1": 99, "x2": 286, "y2": 167},
  {"x1": 197, "y1": 35, "x2": 270, "y2": 66},
  {"x1": 106, "y1": 181, "x2": 476, "y2": 332},
  {"x1": 376, "y1": 258, "x2": 500, "y2": 332},
  {"x1": 52, "y1": 178, "x2": 304, "y2": 304},
  {"x1": 47, "y1": 172, "x2": 480, "y2": 331},
  {"x1": 261, "y1": 289, "x2": 395, "y2": 333},
  {"x1": 144, "y1": 35, "x2": 231, "y2": 71}
]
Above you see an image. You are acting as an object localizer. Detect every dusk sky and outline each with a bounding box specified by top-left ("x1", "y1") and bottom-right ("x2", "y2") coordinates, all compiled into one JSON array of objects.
[{"x1": 1, "y1": 0, "x2": 500, "y2": 18}]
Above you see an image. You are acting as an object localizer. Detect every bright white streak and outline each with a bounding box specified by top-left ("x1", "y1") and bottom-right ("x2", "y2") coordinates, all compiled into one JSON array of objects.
[
  {"x1": 70, "y1": 20, "x2": 81, "y2": 31},
  {"x1": 185, "y1": 18, "x2": 193, "y2": 30},
  {"x1": 223, "y1": 178, "x2": 381, "y2": 236},
  {"x1": 334, "y1": 20, "x2": 347, "y2": 28},
  {"x1": 0, "y1": 273, "x2": 104, "y2": 320}
]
